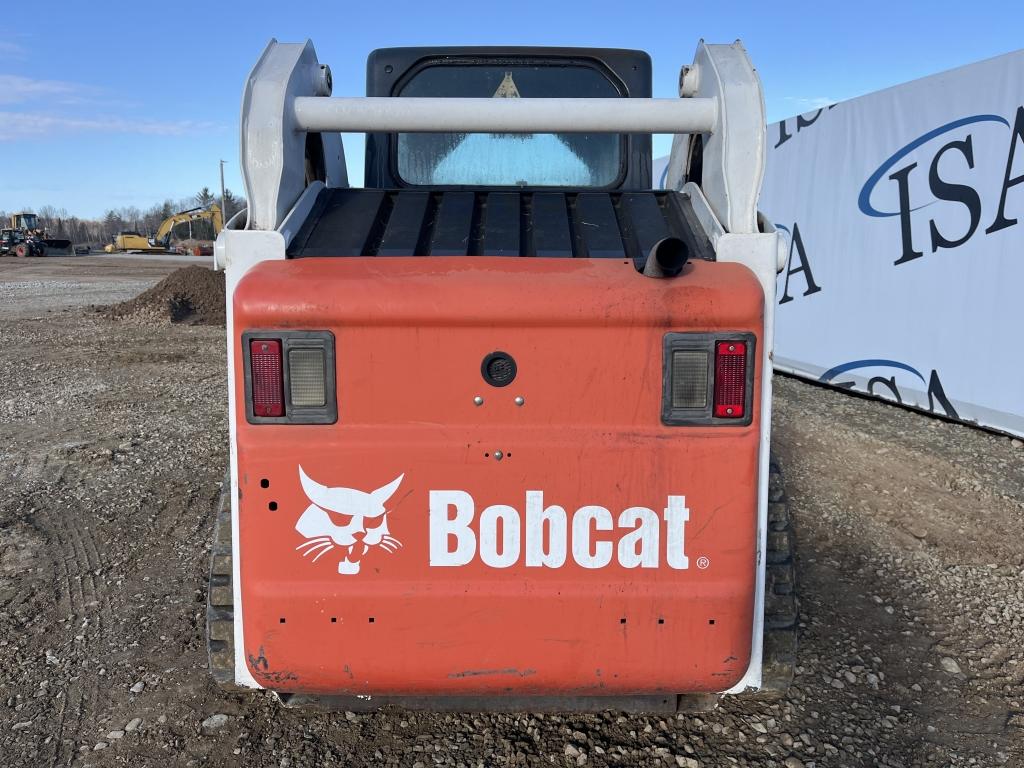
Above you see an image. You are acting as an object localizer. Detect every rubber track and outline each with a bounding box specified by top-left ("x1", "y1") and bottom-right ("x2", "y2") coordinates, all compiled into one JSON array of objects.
[
  {"x1": 758, "y1": 455, "x2": 799, "y2": 695},
  {"x1": 206, "y1": 478, "x2": 239, "y2": 690}
]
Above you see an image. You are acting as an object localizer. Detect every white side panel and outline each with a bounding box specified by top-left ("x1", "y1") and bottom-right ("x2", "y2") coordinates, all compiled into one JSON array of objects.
[
  {"x1": 686, "y1": 186, "x2": 781, "y2": 694},
  {"x1": 719, "y1": 230, "x2": 780, "y2": 694},
  {"x1": 761, "y1": 49, "x2": 1024, "y2": 437},
  {"x1": 220, "y1": 228, "x2": 287, "y2": 689}
]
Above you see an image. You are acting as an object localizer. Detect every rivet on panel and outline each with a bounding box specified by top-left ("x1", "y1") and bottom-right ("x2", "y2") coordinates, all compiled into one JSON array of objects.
[
  {"x1": 494, "y1": 450, "x2": 504, "y2": 461},
  {"x1": 514, "y1": 396, "x2": 525, "y2": 406},
  {"x1": 473, "y1": 396, "x2": 484, "y2": 406}
]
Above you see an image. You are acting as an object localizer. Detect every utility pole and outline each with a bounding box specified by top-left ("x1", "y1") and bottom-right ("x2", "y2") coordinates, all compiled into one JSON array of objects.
[
  {"x1": 213, "y1": 159, "x2": 229, "y2": 272},
  {"x1": 219, "y1": 159, "x2": 228, "y2": 219}
]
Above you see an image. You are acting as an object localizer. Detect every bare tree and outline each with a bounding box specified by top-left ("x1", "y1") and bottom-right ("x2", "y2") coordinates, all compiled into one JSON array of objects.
[{"x1": 37, "y1": 205, "x2": 57, "y2": 230}]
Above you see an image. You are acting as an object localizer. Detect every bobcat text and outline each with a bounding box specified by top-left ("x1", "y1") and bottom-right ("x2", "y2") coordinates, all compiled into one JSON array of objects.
[{"x1": 428, "y1": 490, "x2": 691, "y2": 569}]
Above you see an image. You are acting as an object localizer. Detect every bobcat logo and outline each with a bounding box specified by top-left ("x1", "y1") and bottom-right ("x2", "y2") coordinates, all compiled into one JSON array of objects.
[{"x1": 295, "y1": 467, "x2": 404, "y2": 575}]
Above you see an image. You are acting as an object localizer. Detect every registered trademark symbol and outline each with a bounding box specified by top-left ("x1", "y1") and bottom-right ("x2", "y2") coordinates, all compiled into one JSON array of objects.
[{"x1": 696, "y1": 556, "x2": 710, "y2": 570}]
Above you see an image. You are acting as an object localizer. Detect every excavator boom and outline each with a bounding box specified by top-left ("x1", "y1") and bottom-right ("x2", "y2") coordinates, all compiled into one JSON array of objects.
[
  {"x1": 154, "y1": 204, "x2": 224, "y2": 242},
  {"x1": 105, "y1": 204, "x2": 223, "y2": 253}
]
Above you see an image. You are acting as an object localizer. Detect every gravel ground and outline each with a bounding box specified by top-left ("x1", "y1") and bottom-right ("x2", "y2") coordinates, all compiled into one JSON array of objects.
[
  {"x1": 0, "y1": 257, "x2": 1021, "y2": 767},
  {"x1": 0, "y1": 255, "x2": 197, "y2": 320}
]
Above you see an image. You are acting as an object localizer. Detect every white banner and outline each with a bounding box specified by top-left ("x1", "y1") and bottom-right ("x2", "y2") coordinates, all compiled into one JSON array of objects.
[{"x1": 757, "y1": 50, "x2": 1024, "y2": 437}]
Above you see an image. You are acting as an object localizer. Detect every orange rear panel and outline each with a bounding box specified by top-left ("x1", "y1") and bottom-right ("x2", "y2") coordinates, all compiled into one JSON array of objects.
[{"x1": 233, "y1": 256, "x2": 764, "y2": 695}]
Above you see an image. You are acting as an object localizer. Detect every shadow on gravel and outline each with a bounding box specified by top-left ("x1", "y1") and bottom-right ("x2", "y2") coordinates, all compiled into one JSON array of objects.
[{"x1": 770, "y1": 374, "x2": 1022, "y2": 768}]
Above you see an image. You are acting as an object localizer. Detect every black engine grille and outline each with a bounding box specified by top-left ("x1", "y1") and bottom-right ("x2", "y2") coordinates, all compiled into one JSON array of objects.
[{"x1": 286, "y1": 188, "x2": 713, "y2": 268}]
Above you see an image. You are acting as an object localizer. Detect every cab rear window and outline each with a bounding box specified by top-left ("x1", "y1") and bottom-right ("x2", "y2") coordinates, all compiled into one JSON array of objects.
[{"x1": 395, "y1": 63, "x2": 624, "y2": 188}]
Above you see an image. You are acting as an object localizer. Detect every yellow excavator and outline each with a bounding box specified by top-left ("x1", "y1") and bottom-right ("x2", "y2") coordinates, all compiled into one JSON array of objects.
[{"x1": 105, "y1": 205, "x2": 223, "y2": 253}]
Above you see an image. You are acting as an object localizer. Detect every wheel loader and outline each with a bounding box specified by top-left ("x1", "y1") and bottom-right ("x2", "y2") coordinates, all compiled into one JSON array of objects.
[
  {"x1": 208, "y1": 39, "x2": 797, "y2": 712},
  {"x1": 4, "y1": 212, "x2": 72, "y2": 256}
]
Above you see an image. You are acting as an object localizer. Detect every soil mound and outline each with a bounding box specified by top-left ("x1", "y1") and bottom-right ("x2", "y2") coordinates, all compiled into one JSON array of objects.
[{"x1": 105, "y1": 266, "x2": 225, "y2": 326}]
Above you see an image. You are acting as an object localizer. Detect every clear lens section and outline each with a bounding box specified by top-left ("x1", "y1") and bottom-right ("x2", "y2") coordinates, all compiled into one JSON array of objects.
[
  {"x1": 671, "y1": 350, "x2": 708, "y2": 409},
  {"x1": 288, "y1": 348, "x2": 326, "y2": 407}
]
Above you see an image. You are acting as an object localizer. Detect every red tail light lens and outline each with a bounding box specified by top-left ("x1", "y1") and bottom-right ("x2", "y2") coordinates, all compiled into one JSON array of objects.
[
  {"x1": 250, "y1": 339, "x2": 284, "y2": 417},
  {"x1": 713, "y1": 341, "x2": 747, "y2": 418}
]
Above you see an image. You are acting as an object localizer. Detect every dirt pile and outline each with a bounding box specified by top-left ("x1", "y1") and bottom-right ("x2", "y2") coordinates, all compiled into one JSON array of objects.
[{"x1": 104, "y1": 265, "x2": 225, "y2": 325}]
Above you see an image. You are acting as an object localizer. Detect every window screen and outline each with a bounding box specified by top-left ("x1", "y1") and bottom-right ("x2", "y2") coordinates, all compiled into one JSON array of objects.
[{"x1": 395, "y1": 63, "x2": 623, "y2": 188}]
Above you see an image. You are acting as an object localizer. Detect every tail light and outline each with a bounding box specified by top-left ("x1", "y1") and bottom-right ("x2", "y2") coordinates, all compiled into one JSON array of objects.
[
  {"x1": 713, "y1": 341, "x2": 747, "y2": 418},
  {"x1": 243, "y1": 331, "x2": 337, "y2": 424},
  {"x1": 662, "y1": 333, "x2": 754, "y2": 425},
  {"x1": 249, "y1": 339, "x2": 284, "y2": 417}
]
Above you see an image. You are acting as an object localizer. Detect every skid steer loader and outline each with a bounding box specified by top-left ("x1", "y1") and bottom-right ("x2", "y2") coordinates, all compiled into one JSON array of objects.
[{"x1": 208, "y1": 40, "x2": 797, "y2": 712}]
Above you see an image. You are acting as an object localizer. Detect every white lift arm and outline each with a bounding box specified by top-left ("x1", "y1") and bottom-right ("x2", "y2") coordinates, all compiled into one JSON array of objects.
[{"x1": 239, "y1": 39, "x2": 765, "y2": 236}]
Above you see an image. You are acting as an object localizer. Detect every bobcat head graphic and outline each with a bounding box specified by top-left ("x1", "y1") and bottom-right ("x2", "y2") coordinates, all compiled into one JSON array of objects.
[{"x1": 294, "y1": 466, "x2": 404, "y2": 575}]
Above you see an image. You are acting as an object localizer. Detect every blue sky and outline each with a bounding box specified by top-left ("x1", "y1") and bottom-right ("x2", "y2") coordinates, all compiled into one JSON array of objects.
[{"x1": 2, "y1": 0, "x2": 1021, "y2": 218}]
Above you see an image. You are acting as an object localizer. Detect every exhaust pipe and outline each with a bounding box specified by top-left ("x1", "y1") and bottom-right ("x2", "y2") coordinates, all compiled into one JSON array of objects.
[{"x1": 642, "y1": 236, "x2": 689, "y2": 278}]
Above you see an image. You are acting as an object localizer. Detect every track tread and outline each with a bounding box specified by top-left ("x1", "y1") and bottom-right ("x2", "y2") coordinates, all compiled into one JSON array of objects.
[
  {"x1": 206, "y1": 479, "x2": 241, "y2": 690},
  {"x1": 757, "y1": 455, "x2": 799, "y2": 696}
]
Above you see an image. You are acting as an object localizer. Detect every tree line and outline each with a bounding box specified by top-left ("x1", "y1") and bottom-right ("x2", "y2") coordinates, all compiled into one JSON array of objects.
[{"x1": 0, "y1": 187, "x2": 245, "y2": 246}]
